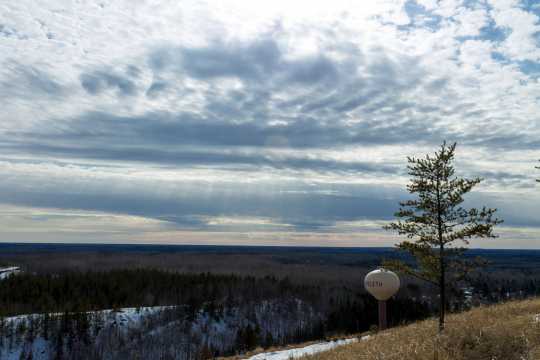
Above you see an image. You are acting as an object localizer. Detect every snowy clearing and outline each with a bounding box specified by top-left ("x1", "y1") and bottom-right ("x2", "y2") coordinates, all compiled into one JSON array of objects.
[{"x1": 247, "y1": 336, "x2": 369, "y2": 360}]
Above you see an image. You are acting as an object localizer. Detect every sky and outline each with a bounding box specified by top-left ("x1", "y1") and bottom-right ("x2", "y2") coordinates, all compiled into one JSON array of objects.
[{"x1": 0, "y1": 0, "x2": 539, "y2": 248}]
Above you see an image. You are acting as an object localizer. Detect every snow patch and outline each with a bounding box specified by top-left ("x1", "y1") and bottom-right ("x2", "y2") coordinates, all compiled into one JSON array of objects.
[
  {"x1": 0, "y1": 267, "x2": 20, "y2": 280},
  {"x1": 247, "y1": 337, "x2": 360, "y2": 360}
]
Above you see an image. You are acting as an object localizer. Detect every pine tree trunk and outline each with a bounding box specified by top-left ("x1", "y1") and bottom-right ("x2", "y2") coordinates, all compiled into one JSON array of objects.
[
  {"x1": 439, "y1": 242, "x2": 445, "y2": 333},
  {"x1": 436, "y1": 178, "x2": 445, "y2": 333}
]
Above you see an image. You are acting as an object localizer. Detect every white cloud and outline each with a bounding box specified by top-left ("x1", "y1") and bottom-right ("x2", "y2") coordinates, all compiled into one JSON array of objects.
[
  {"x1": 452, "y1": 7, "x2": 490, "y2": 36},
  {"x1": 489, "y1": 0, "x2": 540, "y2": 61}
]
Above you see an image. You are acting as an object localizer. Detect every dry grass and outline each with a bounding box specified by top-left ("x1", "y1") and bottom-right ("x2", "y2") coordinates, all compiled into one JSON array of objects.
[{"x1": 305, "y1": 298, "x2": 540, "y2": 360}]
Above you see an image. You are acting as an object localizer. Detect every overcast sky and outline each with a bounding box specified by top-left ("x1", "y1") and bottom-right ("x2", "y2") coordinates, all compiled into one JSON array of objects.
[{"x1": 0, "y1": 0, "x2": 539, "y2": 248}]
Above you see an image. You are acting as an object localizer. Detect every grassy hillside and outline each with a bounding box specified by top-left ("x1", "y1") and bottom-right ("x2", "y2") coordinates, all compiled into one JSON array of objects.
[{"x1": 306, "y1": 298, "x2": 540, "y2": 360}]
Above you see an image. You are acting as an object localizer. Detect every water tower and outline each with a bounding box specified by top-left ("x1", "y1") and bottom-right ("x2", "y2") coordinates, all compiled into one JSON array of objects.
[{"x1": 364, "y1": 268, "x2": 400, "y2": 330}]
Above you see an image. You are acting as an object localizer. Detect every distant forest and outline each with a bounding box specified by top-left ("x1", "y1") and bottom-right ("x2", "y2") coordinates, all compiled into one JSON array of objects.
[{"x1": 1, "y1": 246, "x2": 540, "y2": 358}]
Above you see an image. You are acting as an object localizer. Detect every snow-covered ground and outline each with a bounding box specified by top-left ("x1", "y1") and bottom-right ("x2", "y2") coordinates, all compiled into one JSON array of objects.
[
  {"x1": 1, "y1": 306, "x2": 171, "y2": 360},
  {"x1": 247, "y1": 336, "x2": 370, "y2": 360},
  {"x1": 95, "y1": 306, "x2": 173, "y2": 327},
  {"x1": 0, "y1": 266, "x2": 20, "y2": 279},
  {"x1": 1, "y1": 300, "x2": 326, "y2": 359}
]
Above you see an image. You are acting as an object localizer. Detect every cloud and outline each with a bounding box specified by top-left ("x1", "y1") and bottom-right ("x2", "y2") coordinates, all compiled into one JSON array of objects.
[
  {"x1": 145, "y1": 81, "x2": 168, "y2": 98},
  {"x1": 179, "y1": 38, "x2": 282, "y2": 80},
  {"x1": 0, "y1": 0, "x2": 539, "y2": 246},
  {"x1": 149, "y1": 36, "x2": 343, "y2": 91},
  {"x1": 11, "y1": 109, "x2": 442, "y2": 149},
  {"x1": 489, "y1": 0, "x2": 540, "y2": 61},
  {"x1": 80, "y1": 69, "x2": 137, "y2": 96},
  {"x1": 0, "y1": 64, "x2": 64, "y2": 99},
  {"x1": 0, "y1": 156, "x2": 537, "y2": 236},
  {"x1": 0, "y1": 158, "x2": 403, "y2": 231},
  {"x1": 0, "y1": 140, "x2": 401, "y2": 175},
  {"x1": 0, "y1": 24, "x2": 27, "y2": 40}
]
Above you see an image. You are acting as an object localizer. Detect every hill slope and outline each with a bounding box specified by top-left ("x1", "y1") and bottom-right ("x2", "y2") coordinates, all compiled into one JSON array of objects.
[
  {"x1": 305, "y1": 298, "x2": 540, "y2": 360},
  {"x1": 306, "y1": 298, "x2": 540, "y2": 360}
]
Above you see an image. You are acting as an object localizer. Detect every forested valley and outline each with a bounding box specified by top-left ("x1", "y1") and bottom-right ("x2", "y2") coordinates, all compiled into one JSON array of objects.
[
  {"x1": 1, "y1": 246, "x2": 540, "y2": 359},
  {"x1": 0, "y1": 269, "x2": 428, "y2": 359}
]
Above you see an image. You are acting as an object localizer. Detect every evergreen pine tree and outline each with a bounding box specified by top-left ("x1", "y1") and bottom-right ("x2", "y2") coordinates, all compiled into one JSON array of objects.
[
  {"x1": 244, "y1": 324, "x2": 258, "y2": 350},
  {"x1": 263, "y1": 332, "x2": 274, "y2": 349},
  {"x1": 42, "y1": 313, "x2": 49, "y2": 341},
  {"x1": 384, "y1": 142, "x2": 502, "y2": 332},
  {"x1": 54, "y1": 332, "x2": 63, "y2": 360}
]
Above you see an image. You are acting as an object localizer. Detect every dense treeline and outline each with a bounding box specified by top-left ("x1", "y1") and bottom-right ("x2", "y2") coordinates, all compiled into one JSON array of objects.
[
  {"x1": 468, "y1": 273, "x2": 540, "y2": 302},
  {"x1": 0, "y1": 270, "x2": 322, "y2": 316}
]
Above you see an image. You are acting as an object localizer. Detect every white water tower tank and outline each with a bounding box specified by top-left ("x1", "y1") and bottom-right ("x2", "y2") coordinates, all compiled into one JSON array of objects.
[{"x1": 364, "y1": 268, "x2": 400, "y2": 301}]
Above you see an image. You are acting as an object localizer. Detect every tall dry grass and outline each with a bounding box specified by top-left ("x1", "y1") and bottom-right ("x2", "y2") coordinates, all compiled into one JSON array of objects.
[{"x1": 305, "y1": 298, "x2": 540, "y2": 360}]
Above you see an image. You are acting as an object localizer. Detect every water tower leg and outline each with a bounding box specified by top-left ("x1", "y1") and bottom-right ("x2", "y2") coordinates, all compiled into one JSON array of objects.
[{"x1": 378, "y1": 300, "x2": 387, "y2": 330}]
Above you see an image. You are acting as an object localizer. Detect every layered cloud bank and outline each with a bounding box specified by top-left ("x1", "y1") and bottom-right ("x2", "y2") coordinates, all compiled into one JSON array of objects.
[{"x1": 0, "y1": 0, "x2": 539, "y2": 247}]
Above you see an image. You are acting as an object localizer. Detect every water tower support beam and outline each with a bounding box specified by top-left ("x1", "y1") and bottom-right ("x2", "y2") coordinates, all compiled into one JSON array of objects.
[{"x1": 378, "y1": 300, "x2": 387, "y2": 330}]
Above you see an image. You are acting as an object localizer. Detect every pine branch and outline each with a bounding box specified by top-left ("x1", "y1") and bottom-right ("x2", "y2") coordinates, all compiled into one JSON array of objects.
[{"x1": 382, "y1": 259, "x2": 438, "y2": 286}]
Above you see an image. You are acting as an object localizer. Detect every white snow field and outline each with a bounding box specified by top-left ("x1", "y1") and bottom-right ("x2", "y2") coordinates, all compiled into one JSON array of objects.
[{"x1": 247, "y1": 336, "x2": 369, "y2": 360}]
